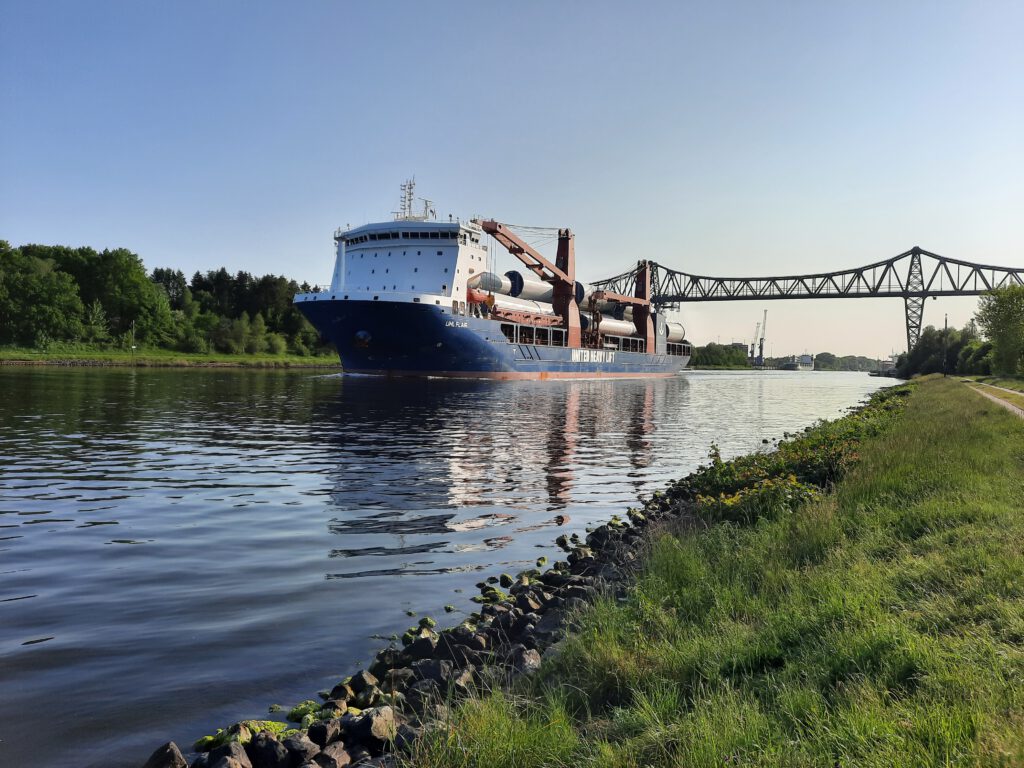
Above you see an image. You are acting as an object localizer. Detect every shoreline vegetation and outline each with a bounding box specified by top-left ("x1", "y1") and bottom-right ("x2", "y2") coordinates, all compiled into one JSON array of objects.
[
  {"x1": 141, "y1": 375, "x2": 1024, "y2": 768},
  {"x1": 1, "y1": 242, "x2": 336, "y2": 360},
  {"x1": 0, "y1": 347, "x2": 339, "y2": 368}
]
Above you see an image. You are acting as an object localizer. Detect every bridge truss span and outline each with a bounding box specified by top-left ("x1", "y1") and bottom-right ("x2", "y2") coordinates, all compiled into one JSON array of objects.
[{"x1": 591, "y1": 247, "x2": 1024, "y2": 351}]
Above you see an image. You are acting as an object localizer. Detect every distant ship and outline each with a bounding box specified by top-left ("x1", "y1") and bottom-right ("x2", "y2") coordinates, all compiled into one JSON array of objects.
[
  {"x1": 780, "y1": 354, "x2": 814, "y2": 371},
  {"x1": 294, "y1": 182, "x2": 692, "y2": 379}
]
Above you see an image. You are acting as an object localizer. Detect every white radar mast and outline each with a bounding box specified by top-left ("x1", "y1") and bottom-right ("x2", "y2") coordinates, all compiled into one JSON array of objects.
[{"x1": 393, "y1": 178, "x2": 436, "y2": 221}]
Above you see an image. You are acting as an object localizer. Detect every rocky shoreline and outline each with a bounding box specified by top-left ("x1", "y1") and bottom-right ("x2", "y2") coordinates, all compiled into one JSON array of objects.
[{"x1": 141, "y1": 498, "x2": 687, "y2": 768}]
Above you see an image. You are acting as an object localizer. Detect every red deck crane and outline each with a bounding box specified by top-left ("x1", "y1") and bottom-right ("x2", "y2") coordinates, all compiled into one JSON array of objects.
[{"x1": 477, "y1": 219, "x2": 654, "y2": 350}]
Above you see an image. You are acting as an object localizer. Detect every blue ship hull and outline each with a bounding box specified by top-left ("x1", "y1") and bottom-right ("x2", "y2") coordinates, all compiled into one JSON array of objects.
[{"x1": 298, "y1": 299, "x2": 690, "y2": 379}]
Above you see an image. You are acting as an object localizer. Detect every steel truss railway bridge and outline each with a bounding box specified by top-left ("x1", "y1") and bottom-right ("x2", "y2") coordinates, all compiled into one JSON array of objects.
[{"x1": 591, "y1": 246, "x2": 1024, "y2": 351}]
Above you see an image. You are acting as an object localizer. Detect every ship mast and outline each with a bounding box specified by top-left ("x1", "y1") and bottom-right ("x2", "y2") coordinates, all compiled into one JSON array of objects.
[{"x1": 394, "y1": 178, "x2": 436, "y2": 221}]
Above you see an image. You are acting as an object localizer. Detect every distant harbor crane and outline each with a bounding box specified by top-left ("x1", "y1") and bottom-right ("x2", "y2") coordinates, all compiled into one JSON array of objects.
[
  {"x1": 756, "y1": 309, "x2": 767, "y2": 367},
  {"x1": 748, "y1": 310, "x2": 767, "y2": 367}
]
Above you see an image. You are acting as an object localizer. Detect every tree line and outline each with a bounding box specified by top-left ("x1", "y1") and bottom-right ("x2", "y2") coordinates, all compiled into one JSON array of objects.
[
  {"x1": 897, "y1": 286, "x2": 1024, "y2": 378},
  {"x1": 691, "y1": 342, "x2": 750, "y2": 367},
  {"x1": 0, "y1": 241, "x2": 331, "y2": 356}
]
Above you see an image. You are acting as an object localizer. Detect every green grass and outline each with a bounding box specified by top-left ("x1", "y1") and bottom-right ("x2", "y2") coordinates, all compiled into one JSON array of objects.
[
  {"x1": 0, "y1": 345, "x2": 339, "y2": 368},
  {"x1": 971, "y1": 382, "x2": 1024, "y2": 411},
  {"x1": 408, "y1": 378, "x2": 1024, "y2": 767},
  {"x1": 972, "y1": 376, "x2": 1024, "y2": 394}
]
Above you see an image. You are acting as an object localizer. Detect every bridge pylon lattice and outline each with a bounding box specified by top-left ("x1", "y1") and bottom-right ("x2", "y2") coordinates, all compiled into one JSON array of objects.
[{"x1": 904, "y1": 249, "x2": 926, "y2": 351}]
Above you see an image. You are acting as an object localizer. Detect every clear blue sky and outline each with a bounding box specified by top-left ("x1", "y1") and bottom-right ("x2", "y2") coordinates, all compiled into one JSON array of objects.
[{"x1": 3, "y1": 1, "x2": 1022, "y2": 356}]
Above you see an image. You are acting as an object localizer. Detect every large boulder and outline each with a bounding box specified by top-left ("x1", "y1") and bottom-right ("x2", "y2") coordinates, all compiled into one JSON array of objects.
[
  {"x1": 368, "y1": 648, "x2": 403, "y2": 679},
  {"x1": 308, "y1": 718, "x2": 342, "y2": 748},
  {"x1": 313, "y1": 741, "x2": 352, "y2": 768},
  {"x1": 506, "y1": 644, "x2": 542, "y2": 675},
  {"x1": 346, "y1": 706, "x2": 398, "y2": 751},
  {"x1": 378, "y1": 667, "x2": 415, "y2": 693},
  {"x1": 410, "y1": 658, "x2": 453, "y2": 684},
  {"x1": 207, "y1": 742, "x2": 252, "y2": 768},
  {"x1": 142, "y1": 742, "x2": 188, "y2": 768},
  {"x1": 209, "y1": 759, "x2": 249, "y2": 768},
  {"x1": 405, "y1": 635, "x2": 437, "y2": 661},
  {"x1": 348, "y1": 670, "x2": 378, "y2": 694},
  {"x1": 282, "y1": 732, "x2": 320, "y2": 763},
  {"x1": 246, "y1": 731, "x2": 290, "y2": 768}
]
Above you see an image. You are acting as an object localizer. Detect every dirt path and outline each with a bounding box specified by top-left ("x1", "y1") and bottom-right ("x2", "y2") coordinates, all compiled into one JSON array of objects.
[{"x1": 966, "y1": 381, "x2": 1024, "y2": 419}]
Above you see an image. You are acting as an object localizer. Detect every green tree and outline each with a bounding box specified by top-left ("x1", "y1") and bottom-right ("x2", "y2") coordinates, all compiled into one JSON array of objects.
[
  {"x1": 151, "y1": 268, "x2": 188, "y2": 310},
  {"x1": 0, "y1": 245, "x2": 85, "y2": 346},
  {"x1": 82, "y1": 300, "x2": 111, "y2": 343},
  {"x1": 975, "y1": 286, "x2": 1024, "y2": 375},
  {"x1": 692, "y1": 342, "x2": 750, "y2": 367},
  {"x1": 266, "y1": 333, "x2": 287, "y2": 355},
  {"x1": 246, "y1": 312, "x2": 269, "y2": 354},
  {"x1": 814, "y1": 352, "x2": 838, "y2": 370}
]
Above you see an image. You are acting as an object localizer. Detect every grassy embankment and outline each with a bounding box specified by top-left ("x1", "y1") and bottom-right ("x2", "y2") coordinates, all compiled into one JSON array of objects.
[
  {"x1": 968, "y1": 377, "x2": 1024, "y2": 411},
  {"x1": 409, "y1": 377, "x2": 1024, "y2": 767},
  {"x1": 979, "y1": 376, "x2": 1024, "y2": 393},
  {"x1": 0, "y1": 346, "x2": 339, "y2": 368}
]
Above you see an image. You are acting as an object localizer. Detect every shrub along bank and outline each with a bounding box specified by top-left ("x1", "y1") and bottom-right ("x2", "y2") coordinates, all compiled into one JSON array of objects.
[{"x1": 407, "y1": 377, "x2": 1024, "y2": 768}]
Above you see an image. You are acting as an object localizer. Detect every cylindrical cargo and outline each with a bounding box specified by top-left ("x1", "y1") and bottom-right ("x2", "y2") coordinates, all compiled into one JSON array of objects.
[
  {"x1": 581, "y1": 313, "x2": 639, "y2": 338},
  {"x1": 467, "y1": 272, "x2": 514, "y2": 295},
  {"x1": 665, "y1": 322, "x2": 686, "y2": 342},
  {"x1": 506, "y1": 271, "x2": 587, "y2": 304},
  {"x1": 467, "y1": 287, "x2": 556, "y2": 316},
  {"x1": 505, "y1": 271, "x2": 551, "y2": 301},
  {"x1": 593, "y1": 298, "x2": 622, "y2": 313},
  {"x1": 611, "y1": 305, "x2": 634, "y2": 321}
]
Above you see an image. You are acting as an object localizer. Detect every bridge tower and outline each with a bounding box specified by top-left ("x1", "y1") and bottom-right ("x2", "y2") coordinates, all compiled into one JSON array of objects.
[{"x1": 904, "y1": 248, "x2": 925, "y2": 352}]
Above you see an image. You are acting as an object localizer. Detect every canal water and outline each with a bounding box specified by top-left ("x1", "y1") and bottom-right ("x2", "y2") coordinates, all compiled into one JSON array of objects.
[{"x1": 0, "y1": 368, "x2": 897, "y2": 767}]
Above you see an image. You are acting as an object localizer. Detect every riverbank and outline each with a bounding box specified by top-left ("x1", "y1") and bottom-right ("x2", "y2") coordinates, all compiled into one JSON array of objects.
[
  {"x1": 0, "y1": 347, "x2": 340, "y2": 368},
  {"x1": 139, "y1": 378, "x2": 941, "y2": 768},
  {"x1": 398, "y1": 376, "x2": 1024, "y2": 767}
]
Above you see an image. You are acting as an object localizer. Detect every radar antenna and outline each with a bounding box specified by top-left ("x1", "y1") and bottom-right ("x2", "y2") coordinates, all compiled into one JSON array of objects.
[
  {"x1": 395, "y1": 178, "x2": 416, "y2": 220},
  {"x1": 393, "y1": 178, "x2": 437, "y2": 221}
]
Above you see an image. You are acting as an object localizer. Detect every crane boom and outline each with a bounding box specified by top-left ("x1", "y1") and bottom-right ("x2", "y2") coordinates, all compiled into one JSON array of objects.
[{"x1": 477, "y1": 219, "x2": 582, "y2": 348}]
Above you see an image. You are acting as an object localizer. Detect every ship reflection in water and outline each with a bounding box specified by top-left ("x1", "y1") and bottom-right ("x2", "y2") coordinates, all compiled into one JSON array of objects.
[{"x1": 316, "y1": 375, "x2": 670, "y2": 580}]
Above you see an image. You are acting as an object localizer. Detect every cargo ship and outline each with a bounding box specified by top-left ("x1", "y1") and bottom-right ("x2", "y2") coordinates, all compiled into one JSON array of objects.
[
  {"x1": 294, "y1": 183, "x2": 691, "y2": 379},
  {"x1": 780, "y1": 354, "x2": 815, "y2": 371}
]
